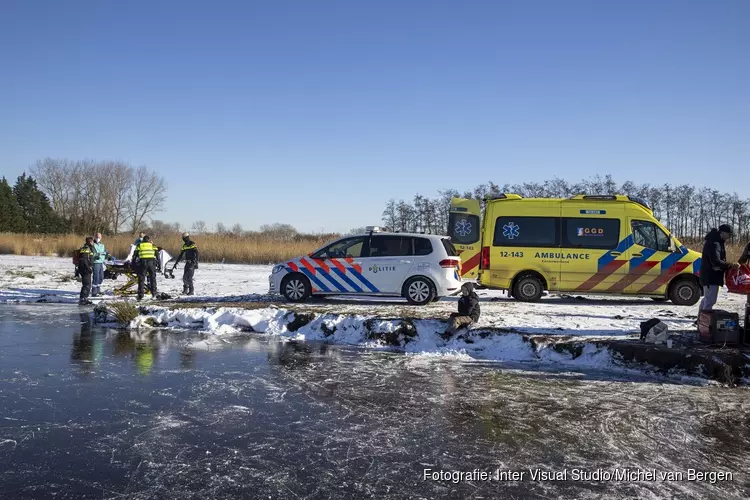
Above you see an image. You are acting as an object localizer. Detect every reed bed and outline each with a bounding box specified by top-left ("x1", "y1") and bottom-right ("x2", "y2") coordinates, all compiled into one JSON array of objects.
[
  {"x1": 0, "y1": 233, "x2": 745, "y2": 264},
  {"x1": 0, "y1": 232, "x2": 334, "y2": 264}
]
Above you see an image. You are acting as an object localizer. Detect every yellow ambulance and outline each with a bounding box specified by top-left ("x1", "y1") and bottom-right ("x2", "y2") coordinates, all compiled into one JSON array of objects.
[{"x1": 448, "y1": 194, "x2": 702, "y2": 305}]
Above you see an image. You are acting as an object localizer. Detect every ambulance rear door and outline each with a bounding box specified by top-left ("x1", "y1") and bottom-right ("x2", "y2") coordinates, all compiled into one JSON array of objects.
[{"x1": 448, "y1": 198, "x2": 481, "y2": 280}]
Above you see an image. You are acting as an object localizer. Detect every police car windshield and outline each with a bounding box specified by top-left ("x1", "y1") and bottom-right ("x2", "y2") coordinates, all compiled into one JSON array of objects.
[{"x1": 312, "y1": 236, "x2": 365, "y2": 258}]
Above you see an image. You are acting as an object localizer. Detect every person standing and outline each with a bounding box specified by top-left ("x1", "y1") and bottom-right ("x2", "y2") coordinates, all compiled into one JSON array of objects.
[
  {"x1": 77, "y1": 236, "x2": 95, "y2": 305},
  {"x1": 91, "y1": 232, "x2": 109, "y2": 297},
  {"x1": 135, "y1": 235, "x2": 158, "y2": 300},
  {"x1": 173, "y1": 232, "x2": 200, "y2": 295},
  {"x1": 699, "y1": 224, "x2": 739, "y2": 312},
  {"x1": 126, "y1": 231, "x2": 147, "y2": 262}
]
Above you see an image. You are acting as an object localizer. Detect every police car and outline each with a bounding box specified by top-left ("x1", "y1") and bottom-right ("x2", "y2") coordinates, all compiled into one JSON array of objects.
[{"x1": 269, "y1": 227, "x2": 463, "y2": 305}]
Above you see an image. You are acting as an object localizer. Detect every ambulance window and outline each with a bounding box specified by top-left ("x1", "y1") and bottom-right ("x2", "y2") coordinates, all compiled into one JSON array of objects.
[
  {"x1": 369, "y1": 235, "x2": 413, "y2": 257},
  {"x1": 493, "y1": 217, "x2": 560, "y2": 247},
  {"x1": 313, "y1": 237, "x2": 365, "y2": 258},
  {"x1": 631, "y1": 220, "x2": 670, "y2": 252},
  {"x1": 414, "y1": 237, "x2": 433, "y2": 256},
  {"x1": 562, "y1": 218, "x2": 620, "y2": 250},
  {"x1": 449, "y1": 213, "x2": 480, "y2": 245}
]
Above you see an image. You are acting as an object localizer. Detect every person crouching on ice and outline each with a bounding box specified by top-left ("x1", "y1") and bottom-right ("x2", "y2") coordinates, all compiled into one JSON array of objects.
[{"x1": 444, "y1": 282, "x2": 480, "y2": 337}]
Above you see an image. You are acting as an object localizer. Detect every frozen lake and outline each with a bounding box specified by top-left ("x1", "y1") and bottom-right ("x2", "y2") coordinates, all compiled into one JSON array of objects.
[{"x1": 1, "y1": 304, "x2": 748, "y2": 499}]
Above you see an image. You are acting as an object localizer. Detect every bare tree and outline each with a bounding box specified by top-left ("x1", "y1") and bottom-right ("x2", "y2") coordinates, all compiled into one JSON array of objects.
[
  {"x1": 231, "y1": 223, "x2": 243, "y2": 234},
  {"x1": 107, "y1": 161, "x2": 134, "y2": 234},
  {"x1": 382, "y1": 199, "x2": 397, "y2": 230},
  {"x1": 215, "y1": 222, "x2": 228, "y2": 234},
  {"x1": 128, "y1": 166, "x2": 167, "y2": 234},
  {"x1": 192, "y1": 220, "x2": 208, "y2": 233},
  {"x1": 259, "y1": 223, "x2": 297, "y2": 241}
]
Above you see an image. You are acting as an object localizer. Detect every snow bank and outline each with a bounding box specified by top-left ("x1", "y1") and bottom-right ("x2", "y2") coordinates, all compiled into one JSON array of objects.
[
  {"x1": 94, "y1": 305, "x2": 750, "y2": 385},
  {"x1": 95, "y1": 305, "x2": 637, "y2": 373}
]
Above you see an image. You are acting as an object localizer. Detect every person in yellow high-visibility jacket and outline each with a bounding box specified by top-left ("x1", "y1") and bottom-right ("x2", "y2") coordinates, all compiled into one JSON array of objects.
[{"x1": 134, "y1": 235, "x2": 158, "y2": 300}]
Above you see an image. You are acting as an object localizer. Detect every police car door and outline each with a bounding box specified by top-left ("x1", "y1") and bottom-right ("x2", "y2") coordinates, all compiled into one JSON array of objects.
[
  {"x1": 625, "y1": 219, "x2": 675, "y2": 296},
  {"x1": 363, "y1": 235, "x2": 414, "y2": 294}
]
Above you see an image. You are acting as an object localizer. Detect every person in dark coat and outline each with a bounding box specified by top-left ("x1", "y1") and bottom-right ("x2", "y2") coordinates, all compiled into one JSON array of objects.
[
  {"x1": 699, "y1": 224, "x2": 739, "y2": 311},
  {"x1": 77, "y1": 236, "x2": 95, "y2": 305},
  {"x1": 172, "y1": 232, "x2": 199, "y2": 295},
  {"x1": 444, "y1": 282, "x2": 481, "y2": 336}
]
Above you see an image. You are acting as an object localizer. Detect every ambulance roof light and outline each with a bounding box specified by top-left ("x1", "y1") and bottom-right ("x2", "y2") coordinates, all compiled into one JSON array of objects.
[
  {"x1": 581, "y1": 195, "x2": 618, "y2": 200},
  {"x1": 486, "y1": 193, "x2": 522, "y2": 200},
  {"x1": 365, "y1": 226, "x2": 388, "y2": 233},
  {"x1": 627, "y1": 196, "x2": 651, "y2": 210}
]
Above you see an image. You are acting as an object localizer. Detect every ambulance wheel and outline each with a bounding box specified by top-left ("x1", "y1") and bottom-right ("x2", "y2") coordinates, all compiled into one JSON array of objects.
[
  {"x1": 669, "y1": 278, "x2": 700, "y2": 306},
  {"x1": 281, "y1": 274, "x2": 311, "y2": 302},
  {"x1": 403, "y1": 277, "x2": 436, "y2": 305},
  {"x1": 512, "y1": 275, "x2": 544, "y2": 302}
]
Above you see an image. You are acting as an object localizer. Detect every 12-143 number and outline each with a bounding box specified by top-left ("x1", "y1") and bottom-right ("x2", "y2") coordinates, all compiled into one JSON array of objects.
[{"x1": 499, "y1": 251, "x2": 524, "y2": 258}]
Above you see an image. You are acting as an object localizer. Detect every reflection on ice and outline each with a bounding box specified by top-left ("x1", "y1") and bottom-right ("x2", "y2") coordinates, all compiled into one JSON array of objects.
[{"x1": 0, "y1": 305, "x2": 749, "y2": 499}]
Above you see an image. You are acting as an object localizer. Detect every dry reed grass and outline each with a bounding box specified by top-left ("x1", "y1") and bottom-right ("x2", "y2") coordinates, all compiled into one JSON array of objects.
[
  {"x1": 1, "y1": 233, "x2": 746, "y2": 265},
  {"x1": 0, "y1": 232, "x2": 334, "y2": 264}
]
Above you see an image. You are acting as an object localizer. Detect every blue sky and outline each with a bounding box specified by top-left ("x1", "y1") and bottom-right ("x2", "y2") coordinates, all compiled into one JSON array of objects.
[{"x1": 1, "y1": 0, "x2": 748, "y2": 233}]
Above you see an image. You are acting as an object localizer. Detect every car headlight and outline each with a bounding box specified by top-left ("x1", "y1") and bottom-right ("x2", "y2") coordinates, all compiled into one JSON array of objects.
[{"x1": 272, "y1": 265, "x2": 285, "y2": 274}]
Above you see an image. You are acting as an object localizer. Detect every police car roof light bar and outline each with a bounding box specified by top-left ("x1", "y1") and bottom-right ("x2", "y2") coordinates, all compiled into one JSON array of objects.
[{"x1": 366, "y1": 226, "x2": 388, "y2": 233}]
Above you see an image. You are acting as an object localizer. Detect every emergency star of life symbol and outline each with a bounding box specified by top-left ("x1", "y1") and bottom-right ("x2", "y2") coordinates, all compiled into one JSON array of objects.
[
  {"x1": 454, "y1": 219, "x2": 472, "y2": 237},
  {"x1": 503, "y1": 222, "x2": 520, "y2": 240}
]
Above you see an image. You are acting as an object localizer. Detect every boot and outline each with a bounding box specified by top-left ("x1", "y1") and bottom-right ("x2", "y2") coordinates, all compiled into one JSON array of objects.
[
  {"x1": 187, "y1": 287, "x2": 194, "y2": 296},
  {"x1": 182, "y1": 287, "x2": 189, "y2": 295},
  {"x1": 137, "y1": 295, "x2": 143, "y2": 301}
]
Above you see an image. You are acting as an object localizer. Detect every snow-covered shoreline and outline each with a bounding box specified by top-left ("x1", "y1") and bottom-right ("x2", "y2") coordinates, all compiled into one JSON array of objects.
[{"x1": 4, "y1": 255, "x2": 750, "y2": 385}]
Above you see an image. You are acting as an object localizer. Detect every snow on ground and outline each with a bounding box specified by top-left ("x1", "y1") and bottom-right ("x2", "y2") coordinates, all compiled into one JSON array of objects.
[
  {"x1": 3, "y1": 255, "x2": 748, "y2": 380},
  {"x1": 0, "y1": 255, "x2": 271, "y2": 304}
]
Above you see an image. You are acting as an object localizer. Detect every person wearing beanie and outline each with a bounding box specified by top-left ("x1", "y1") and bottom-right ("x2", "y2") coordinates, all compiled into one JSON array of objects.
[
  {"x1": 698, "y1": 224, "x2": 739, "y2": 311},
  {"x1": 172, "y1": 232, "x2": 200, "y2": 295},
  {"x1": 444, "y1": 282, "x2": 481, "y2": 336}
]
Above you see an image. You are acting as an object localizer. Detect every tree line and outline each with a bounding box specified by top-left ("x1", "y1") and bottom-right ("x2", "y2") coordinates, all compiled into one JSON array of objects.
[
  {"x1": 29, "y1": 158, "x2": 167, "y2": 235},
  {"x1": 382, "y1": 175, "x2": 750, "y2": 242}
]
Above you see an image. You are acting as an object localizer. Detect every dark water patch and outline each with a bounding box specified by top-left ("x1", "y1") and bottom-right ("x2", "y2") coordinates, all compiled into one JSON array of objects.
[{"x1": 0, "y1": 305, "x2": 749, "y2": 499}]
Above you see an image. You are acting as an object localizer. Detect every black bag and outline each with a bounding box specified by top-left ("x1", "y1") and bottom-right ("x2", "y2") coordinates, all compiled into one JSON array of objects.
[{"x1": 640, "y1": 318, "x2": 661, "y2": 340}]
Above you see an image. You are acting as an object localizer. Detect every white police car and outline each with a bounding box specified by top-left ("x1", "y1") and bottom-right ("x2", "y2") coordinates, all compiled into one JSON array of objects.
[{"x1": 269, "y1": 227, "x2": 462, "y2": 305}]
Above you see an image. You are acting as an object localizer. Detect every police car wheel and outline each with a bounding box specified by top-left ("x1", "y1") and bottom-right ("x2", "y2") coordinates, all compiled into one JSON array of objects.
[
  {"x1": 513, "y1": 275, "x2": 543, "y2": 302},
  {"x1": 281, "y1": 274, "x2": 311, "y2": 302},
  {"x1": 404, "y1": 277, "x2": 436, "y2": 305},
  {"x1": 669, "y1": 279, "x2": 700, "y2": 306}
]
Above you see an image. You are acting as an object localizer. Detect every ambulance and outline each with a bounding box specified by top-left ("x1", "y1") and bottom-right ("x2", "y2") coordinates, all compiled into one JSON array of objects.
[{"x1": 448, "y1": 194, "x2": 702, "y2": 305}]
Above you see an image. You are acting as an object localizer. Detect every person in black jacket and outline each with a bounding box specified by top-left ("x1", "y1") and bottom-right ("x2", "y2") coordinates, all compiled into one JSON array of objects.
[
  {"x1": 77, "y1": 236, "x2": 95, "y2": 305},
  {"x1": 444, "y1": 282, "x2": 481, "y2": 336},
  {"x1": 172, "y1": 232, "x2": 199, "y2": 295},
  {"x1": 699, "y1": 224, "x2": 739, "y2": 311}
]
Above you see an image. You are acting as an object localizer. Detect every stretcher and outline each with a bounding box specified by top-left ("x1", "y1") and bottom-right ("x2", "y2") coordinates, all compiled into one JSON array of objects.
[{"x1": 103, "y1": 249, "x2": 175, "y2": 296}]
